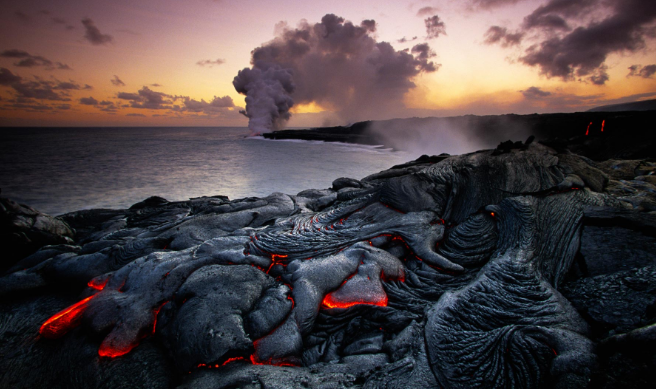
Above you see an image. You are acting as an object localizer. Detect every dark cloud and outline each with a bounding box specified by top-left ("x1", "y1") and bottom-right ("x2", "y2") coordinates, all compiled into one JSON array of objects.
[
  {"x1": 628, "y1": 64, "x2": 656, "y2": 78},
  {"x1": 126, "y1": 113, "x2": 145, "y2": 117},
  {"x1": 15, "y1": 56, "x2": 53, "y2": 68},
  {"x1": 79, "y1": 96, "x2": 99, "y2": 105},
  {"x1": 82, "y1": 18, "x2": 113, "y2": 45},
  {"x1": 111, "y1": 75, "x2": 125, "y2": 86},
  {"x1": 0, "y1": 68, "x2": 22, "y2": 85},
  {"x1": 469, "y1": 0, "x2": 522, "y2": 9},
  {"x1": 7, "y1": 102, "x2": 53, "y2": 112},
  {"x1": 0, "y1": 49, "x2": 30, "y2": 58},
  {"x1": 360, "y1": 19, "x2": 376, "y2": 32},
  {"x1": 417, "y1": 7, "x2": 439, "y2": 17},
  {"x1": 99, "y1": 100, "x2": 118, "y2": 112},
  {"x1": 483, "y1": 26, "x2": 524, "y2": 47},
  {"x1": 12, "y1": 81, "x2": 70, "y2": 100},
  {"x1": 411, "y1": 43, "x2": 440, "y2": 72},
  {"x1": 54, "y1": 81, "x2": 83, "y2": 90},
  {"x1": 196, "y1": 59, "x2": 225, "y2": 67},
  {"x1": 181, "y1": 96, "x2": 235, "y2": 116},
  {"x1": 0, "y1": 68, "x2": 72, "y2": 100},
  {"x1": 233, "y1": 14, "x2": 440, "y2": 133},
  {"x1": 55, "y1": 104, "x2": 71, "y2": 110},
  {"x1": 397, "y1": 36, "x2": 418, "y2": 43},
  {"x1": 0, "y1": 49, "x2": 71, "y2": 70},
  {"x1": 522, "y1": 0, "x2": 597, "y2": 30},
  {"x1": 425, "y1": 15, "x2": 446, "y2": 39},
  {"x1": 520, "y1": 86, "x2": 552, "y2": 98},
  {"x1": 117, "y1": 86, "x2": 174, "y2": 109},
  {"x1": 150, "y1": 83, "x2": 162, "y2": 87},
  {"x1": 485, "y1": 0, "x2": 656, "y2": 85},
  {"x1": 15, "y1": 11, "x2": 30, "y2": 23}
]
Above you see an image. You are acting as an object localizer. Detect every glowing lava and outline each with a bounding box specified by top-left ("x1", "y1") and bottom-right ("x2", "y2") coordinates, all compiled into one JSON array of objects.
[
  {"x1": 98, "y1": 341, "x2": 139, "y2": 358},
  {"x1": 322, "y1": 293, "x2": 388, "y2": 309},
  {"x1": 39, "y1": 295, "x2": 95, "y2": 339},
  {"x1": 601, "y1": 119, "x2": 605, "y2": 132},
  {"x1": 87, "y1": 278, "x2": 108, "y2": 291},
  {"x1": 585, "y1": 121, "x2": 592, "y2": 136}
]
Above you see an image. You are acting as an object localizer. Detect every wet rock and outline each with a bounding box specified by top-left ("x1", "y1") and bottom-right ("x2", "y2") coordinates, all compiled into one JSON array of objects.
[{"x1": 1, "y1": 197, "x2": 75, "y2": 273}]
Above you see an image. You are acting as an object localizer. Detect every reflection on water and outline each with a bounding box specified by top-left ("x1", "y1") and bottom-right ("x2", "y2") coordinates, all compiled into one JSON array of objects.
[{"x1": 0, "y1": 127, "x2": 409, "y2": 215}]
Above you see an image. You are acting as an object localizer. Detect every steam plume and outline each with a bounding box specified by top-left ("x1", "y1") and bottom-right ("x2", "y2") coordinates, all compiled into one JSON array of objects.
[{"x1": 233, "y1": 14, "x2": 438, "y2": 134}]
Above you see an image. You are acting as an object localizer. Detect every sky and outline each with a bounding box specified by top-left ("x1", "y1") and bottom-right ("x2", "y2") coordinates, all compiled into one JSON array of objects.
[{"x1": 0, "y1": 0, "x2": 654, "y2": 128}]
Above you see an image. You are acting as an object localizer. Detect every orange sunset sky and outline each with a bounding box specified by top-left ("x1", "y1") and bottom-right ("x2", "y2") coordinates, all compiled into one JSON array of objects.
[{"x1": 0, "y1": 0, "x2": 655, "y2": 128}]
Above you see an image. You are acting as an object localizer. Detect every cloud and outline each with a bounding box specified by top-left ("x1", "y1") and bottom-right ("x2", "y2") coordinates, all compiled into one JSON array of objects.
[
  {"x1": 196, "y1": 58, "x2": 225, "y2": 67},
  {"x1": 117, "y1": 86, "x2": 174, "y2": 109},
  {"x1": 484, "y1": 0, "x2": 656, "y2": 85},
  {"x1": 0, "y1": 49, "x2": 30, "y2": 58},
  {"x1": 469, "y1": 0, "x2": 523, "y2": 10},
  {"x1": 520, "y1": 86, "x2": 552, "y2": 98},
  {"x1": 397, "y1": 36, "x2": 418, "y2": 43},
  {"x1": 0, "y1": 68, "x2": 22, "y2": 85},
  {"x1": 417, "y1": 7, "x2": 439, "y2": 17},
  {"x1": 82, "y1": 18, "x2": 113, "y2": 45},
  {"x1": 411, "y1": 43, "x2": 440, "y2": 72},
  {"x1": 54, "y1": 81, "x2": 84, "y2": 90},
  {"x1": 0, "y1": 68, "x2": 72, "y2": 100},
  {"x1": 182, "y1": 95, "x2": 235, "y2": 114},
  {"x1": 15, "y1": 11, "x2": 30, "y2": 23},
  {"x1": 0, "y1": 49, "x2": 71, "y2": 70},
  {"x1": 99, "y1": 100, "x2": 118, "y2": 112},
  {"x1": 483, "y1": 26, "x2": 524, "y2": 47},
  {"x1": 425, "y1": 15, "x2": 447, "y2": 39},
  {"x1": 628, "y1": 64, "x2": 656, "y2": 78},
  {"x1": 111, "y1": 75, "x2": 125, "y2": 86},
  {"x1": 126, "y1": 113, "x2": 146, "y2": 117},
  {"x1": 150, "y1": 83, "x2": 162, "y2": 87},
  {"x1": 233, "y1": 14, "x2": 440, "y2": 133},
  {"x1": 79, "y1": 96, "x2": 98, "y2": 105}
]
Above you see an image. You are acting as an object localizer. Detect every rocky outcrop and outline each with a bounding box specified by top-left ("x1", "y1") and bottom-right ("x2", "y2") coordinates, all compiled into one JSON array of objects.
[
  {"x1": 1, "y1": 141, "x2": 655, "y2": 388},
  {"x1": 0, "y1": 197, "x2": 75, "y2": 273}
]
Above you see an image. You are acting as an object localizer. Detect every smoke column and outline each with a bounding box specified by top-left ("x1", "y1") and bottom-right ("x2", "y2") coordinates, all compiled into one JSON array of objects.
[
  {"x1": 233, "y1": 63, "x2": 295, "y2": 135},
  {"x1": 233, "y1": 14, "x2": 439, "y2": 134}
]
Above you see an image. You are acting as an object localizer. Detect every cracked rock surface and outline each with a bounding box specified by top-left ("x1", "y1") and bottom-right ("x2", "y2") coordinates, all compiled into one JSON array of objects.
[{"x1": 1, "y1": 141, "x2": 655, "y2": 388}]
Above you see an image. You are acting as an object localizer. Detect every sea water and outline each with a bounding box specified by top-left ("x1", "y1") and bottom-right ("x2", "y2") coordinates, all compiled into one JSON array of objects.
[{"x1": 0, "y1": 127, "x2": 410, "y2": 215}]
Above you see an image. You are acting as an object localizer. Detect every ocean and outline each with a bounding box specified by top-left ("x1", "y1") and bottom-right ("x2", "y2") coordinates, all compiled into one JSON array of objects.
[{"x1": 0, "y1": 127, "x2": 410, "y2": 216}]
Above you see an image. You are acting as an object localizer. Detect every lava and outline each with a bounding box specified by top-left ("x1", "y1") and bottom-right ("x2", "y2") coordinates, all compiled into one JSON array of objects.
[
  {"x1": 601, "y1": 119, "x2": 605, "y2": 132},
  {"x1": 151, "y1": 301, "x2": 169, "y2": 334},
  {"x1": 585, "y1": 121, "x2": 592, "y2": 136},
  {"x1": 39, "y1": 295, "x2": 96, "y2": 339},
  {"x1": 322, "y1": 293, "x2": 388, "y2": 309},
  {"x1": 87, "y1": 278, "x2": 108, "y2": 291},
  {"x1": 98, "y1": 342, "x2": 139, "y2": 358}
]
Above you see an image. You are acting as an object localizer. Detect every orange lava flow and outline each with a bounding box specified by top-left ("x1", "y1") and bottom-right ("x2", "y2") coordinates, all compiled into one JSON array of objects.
[
  {"x1": 321, "y1": 292, "x2": 388, "y2": 309},
  {"x1": 87, "y1": 278, "x2": 108, "y2": 291},
  {"x1": 39, "y1": 295, "x2": 95, "y2": 339},
  {"x1": 98, "y1": 342, "x2": 139, "y2": 358},
  {"x1": 585, "y1": 121, "x2": 592, "y2": 136},
  {"x1": 601, "y1": 119, "x2": 605, "y2": 132},
  {"x1": 222, "y1": 356, "x2": 246, "y2": 366}
]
